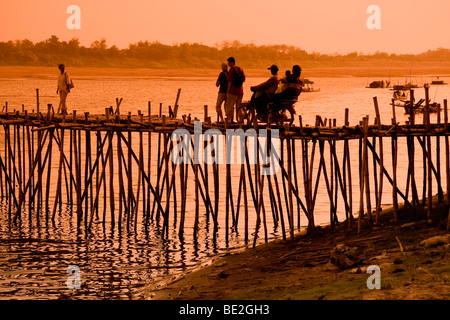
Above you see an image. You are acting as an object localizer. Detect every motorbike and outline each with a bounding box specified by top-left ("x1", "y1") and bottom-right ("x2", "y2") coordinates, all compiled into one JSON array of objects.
[{"x1": 236, "y1": 98, "x2": 297, "y2": 126}]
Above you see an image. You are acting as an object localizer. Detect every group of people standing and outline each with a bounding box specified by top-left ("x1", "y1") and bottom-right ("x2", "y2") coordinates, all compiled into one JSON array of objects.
[
  {"x1": 215, "y1": 57, "x2": 303, "y2": 123},
  {"x1": 215, "y1": 57, "x2": 246, "y2": 123},
  {"x1": 57, "y1": 58, "x2": 302, "y2": 121}
]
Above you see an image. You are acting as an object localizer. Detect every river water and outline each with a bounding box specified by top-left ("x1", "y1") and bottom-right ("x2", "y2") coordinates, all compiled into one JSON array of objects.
[{"x1": 0, "y1": 71, "x2": 449, "y2": 299}]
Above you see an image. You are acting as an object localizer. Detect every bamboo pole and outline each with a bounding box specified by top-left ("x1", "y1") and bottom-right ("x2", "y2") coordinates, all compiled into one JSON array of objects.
[
  {"x1": 134, "y1": 127, "x2": 144, "y2": 231},
  {"x1": 22, "y1": 119, "x2": 26, "y2": 205},
  {"x1": 287, "y1": 136, "x2": 294, "y2": 239},
  {"x1": 358, "y1": 117, "x2": 368, "y2": 234},
  {"x1": 225, "y1": 119, "x2": 231, "y2": 244},
  {"x1": 444, "y1": 99, "x2": 450, "y2": 230},
  {"x1": 72, "y1": 126, "x2": 83, "y2": 225},
  {"x1": 44, "y1": 128, "x2": 53, "y2": 218},
  {"x1": 266, "y1": 129, "x2": 279, "y2": 229},
  {"x1": 243, "y1": 145, "x2": 249, "y2": 243},
  {"x1": 146, "y1": 102, "x2": 152, "y2": 226},
  {"x1": 37, "y1": 115, "x2": 43, "y2": 214},
  {"x1": 52, "y1": 128, "x2": 65, "y2": 221},
  {"x1": 127, "y1": 120, "x2": 133, "y2": 230},
  {"x1": 373, "y1": 97, "x2": 383, "y2": 224},
  {"x1": 7, "y1": 121, "x2": 13, "y2": 217},
  {"x1": 344, "y1": 109, "x2": 353, "y2": 225},
  {"x1": 299, "y1": 117, "x2": 311, "y2": 229},
  {"x1": 364, "y1": 116, "x2": 372, "y2": 225},
  {"x1": 203, "y1": 106, "x2": 211, "y2": 222},
  {"x1": 16, "y1": 122, "x2": 23, "y2": 203},
  {"x1": 109, "y1": 129, "x2": 115, "y2": 229},
  {"x1": 87, "y1": 124, "x2": 93, "y2": 224},
  {"x1": 162, "y1": 124, "x2": 170, "y2": 237},
  {"x1": 178, "y1": 134, "x2": 186, "y2": 238},
  {"x1": 318, "y1": 139, "x2": 336, "y2": 227},
  {"x1": 436, "y1": 108, "x2": 443, "y2": 202},
  {"x1": 26, "y1": 124, "x2": 33, "y2": 214},
  {"x1": 391, "y1": 99, "x2": 398, "y2": 223},
  {"x1": 152, "y1": 103, "x2": 163, "y2": 220},
  {"x1": 117, "y1": 128, "x2": 124, "y2": 229},
  {"x1": 211, "y1": 134, "x2": 219, "y2": 238},
  {"x1": 272, "y1": 149, "x2": 286, "y2": 237},
  {"x1": 425, "y1": 84, "x2": 432, "y2": 219},
  {"x1": 260, "y1": 129, "x2": 268, "y2": 242}
]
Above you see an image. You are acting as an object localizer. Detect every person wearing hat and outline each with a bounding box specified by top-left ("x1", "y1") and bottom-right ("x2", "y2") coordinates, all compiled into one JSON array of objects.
[
  {"x1": 249, "y1": 64, "x2": 280, "y2": 114},
  {"x1": 56, "y1": 64, "x2": 73, "y2": 115},
  {"x1": 215, "y1": 62, "x2": 228, "y2": 123},
  {"x1": 273, "y1": 64, "x2": 303, "y2": 111}
]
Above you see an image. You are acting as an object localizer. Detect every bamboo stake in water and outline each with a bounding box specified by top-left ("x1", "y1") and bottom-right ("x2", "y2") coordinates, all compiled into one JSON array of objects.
[
  {"x1": 52, "y1": 128, "x2": 65, "y2": 221},
  {"x1": 44, "y1": 128, "x2": 53, "y2": 219},
  {"x1": 436, "y1": 108, "x2": 443, "y2": 202},
  {"x1": 109, "y1": 129, "x2": 115, "y2": 229},
  {"x1": 391, "y1": 99, "x2": 398, "y2": 223},
  {"x1": 127, "y1": 118, "x2": 133, "y2": 230},
  {"x1": 344, "y1": 108, "x2": 353, "y2": 226},
  {"x1": 373, "y1": 97, "x2": 383, "y2": 224},
  {"x1": 425, "y1": 84, "x2": 432, "y2": 219},
  {"x1": 444, "y1": 99, "x2": 450, "y2": 230},
  {"x1": 358, "y1": 117, "x2": 368, "y2": 234},
  {"x1": 146, "y1": 102, "x2": 152, "y2": 226},
  {"x1": 286, "y1": 136, "x2": 294, "y2": 239}
]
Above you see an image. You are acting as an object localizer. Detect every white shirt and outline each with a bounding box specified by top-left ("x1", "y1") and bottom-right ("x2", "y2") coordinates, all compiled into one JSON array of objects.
[{"x1": 58, "y1": 72, "x2": 71, "y2": 91}]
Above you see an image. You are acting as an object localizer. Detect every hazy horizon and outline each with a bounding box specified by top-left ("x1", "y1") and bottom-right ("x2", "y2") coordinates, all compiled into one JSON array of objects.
[{"x1": 1, "y1": 0, "x2": 450, "y2": 55}]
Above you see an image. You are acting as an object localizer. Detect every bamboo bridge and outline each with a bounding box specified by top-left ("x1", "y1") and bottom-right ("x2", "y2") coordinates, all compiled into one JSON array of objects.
[{"x1": 1, "y1": 88, "x2": 450, "y2": 247}]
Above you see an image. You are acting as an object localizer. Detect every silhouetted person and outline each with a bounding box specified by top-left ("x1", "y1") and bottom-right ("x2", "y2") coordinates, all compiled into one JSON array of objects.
[
  {"x1": 250, "y1": 64, "x2": 280, "y2": 114},
  {"x1": 215, "y1": 62, "x2": 228, "y2": 123},
  {"x1": 273, "y1": 65, "x2": 303, "y2": 110},
  {"x1": 225, "y1": 57, "x2": 245, "y2": 123},
  {"x1": 56, "y1": 64, "x2": 72, "y2": 115}
]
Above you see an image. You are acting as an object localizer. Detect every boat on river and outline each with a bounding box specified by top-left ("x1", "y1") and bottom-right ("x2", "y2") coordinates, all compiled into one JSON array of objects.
[
  {"x1": 394, "y1": 98, "x2": 441, "y2": 114},
  {"x1": 430, "y1": 76, "x2": 448, "y2": 85},
  {"x1": 367, "y1": 80, "x2": 390, "y2": 88},
  {"x1": 393, "y1": 90, "x2": 408, "y2": 101},
  {"x1": 301, "y1": 78, "x2": 320, "y2": 92},
  {"x1": 391, "y1": 82, "x2": 419, "y2": 91}
]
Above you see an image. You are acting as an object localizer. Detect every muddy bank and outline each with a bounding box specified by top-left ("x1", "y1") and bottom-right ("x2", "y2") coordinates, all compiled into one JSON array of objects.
[{"x1": 141, "y1": 199, "x2": 450, "y2": 300}]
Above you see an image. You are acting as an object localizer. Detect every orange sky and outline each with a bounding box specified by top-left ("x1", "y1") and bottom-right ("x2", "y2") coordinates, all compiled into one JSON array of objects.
[{"x1": 0, "y1": 0, "x2": 449, "y2": 54}]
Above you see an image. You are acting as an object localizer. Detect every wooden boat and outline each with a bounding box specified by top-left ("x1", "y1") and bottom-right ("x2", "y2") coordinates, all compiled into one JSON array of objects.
[
  {"x1": 394, "y1": 98, "x2": 441, "y2": 114},
  {"x1": 393, "y1": 90, "x2": 408, "y2": 101},
  {"x1": 367, "y1": 80, "x2": 390, "y2": 88},
  {"x1": 391, "y1": 82, "x2": 419, "y2": 91},
  {"x1": 430, "y1": 77, "x2": 448, "y2": 85},
  {"x1": 301, "y1": 78, "x2": 320, "y2": 92}
]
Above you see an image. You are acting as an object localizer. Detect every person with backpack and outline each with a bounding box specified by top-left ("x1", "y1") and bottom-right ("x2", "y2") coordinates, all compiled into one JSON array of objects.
[
  {"x1": 215, "y1": 62, "x2": 228, "y2": 123},
  {"x1": 56, "y1": 64, "x2": 74, "y2": 115},
  {"x1": 225, "y1": 57, "x2": 245, "y2": 123}
]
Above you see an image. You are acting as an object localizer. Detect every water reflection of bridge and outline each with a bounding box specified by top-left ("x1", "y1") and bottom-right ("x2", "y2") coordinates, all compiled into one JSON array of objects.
[{"x1": 1, "y1": 90, "x2": 449, "y2": 247}]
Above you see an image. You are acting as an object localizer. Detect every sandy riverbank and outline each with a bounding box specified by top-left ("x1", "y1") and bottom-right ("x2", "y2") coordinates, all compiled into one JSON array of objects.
[
  {"x1": 2, "y1": 62, "x2": 450, "y2": 80},
  {"x1": 141, "y1": 196, "x2": 450, "y2": 300}
]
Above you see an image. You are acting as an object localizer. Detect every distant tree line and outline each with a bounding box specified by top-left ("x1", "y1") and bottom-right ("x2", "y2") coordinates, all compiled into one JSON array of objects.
[{"x1": 1, "y1": 35, "x2": 450, "y2": 69}]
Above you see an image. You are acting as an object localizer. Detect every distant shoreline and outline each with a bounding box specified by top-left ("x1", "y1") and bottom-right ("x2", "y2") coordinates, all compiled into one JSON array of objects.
[{"x1": 2, "y1": 63, "x2": 450, "y2": 80}]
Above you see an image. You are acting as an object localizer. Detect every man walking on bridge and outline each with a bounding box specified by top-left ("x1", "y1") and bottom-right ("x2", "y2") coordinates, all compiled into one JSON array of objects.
[
  {"x1": 225, "y1": 57, "x2": 245, "y2": 123},
  {"x1": 56, "y1": 64, "x2": 73, "y2": 115}
]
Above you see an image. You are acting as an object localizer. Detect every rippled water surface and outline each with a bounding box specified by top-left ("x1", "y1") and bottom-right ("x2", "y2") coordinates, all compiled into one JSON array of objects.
[{"x1": 0, "y1": 71, "x2": 449, "y2": 299}]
